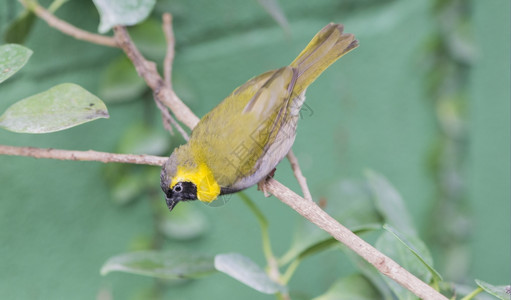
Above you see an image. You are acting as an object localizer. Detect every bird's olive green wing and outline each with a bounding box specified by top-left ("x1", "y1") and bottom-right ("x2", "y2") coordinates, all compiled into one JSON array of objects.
[{"x1": 189, "y1": 67, "x2": 297, "y2": 186}]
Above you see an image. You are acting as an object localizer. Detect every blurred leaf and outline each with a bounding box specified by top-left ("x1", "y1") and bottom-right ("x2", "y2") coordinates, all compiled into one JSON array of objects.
[
  {"x1": 93, "y1": 0, "x2": 156, "y2": 34},
  {"x1": 287, "y1": 224, "x2": 380, "y2": 265},
  {"x1": 256, "y1": 0, "x2": 290, "y2": 34},
  {"x1": 128, "y1": 235, "x2": 154, "y2": 252},
  {"x1": 366, "y1": 170, "x2": 417, "y2": 236},
  {"x1": 3, "y1": 10, "x2": 36, "y2": 44},
  {"x1": 325, "y1": 179, "x2": 383, "y2": 228},
  {"x1": 104, "y1": 123, "x2": 171, "y2": 205},
  {"x1": 279, "y1": 219, "x2": 329, "y2": 265},
  {"x1": 344, "y1": 251, "x2": 395, "y2": 300},
  {"x1": 475, "y1": 280, "x2": 511, "y2": 300},
  {"x1": 0, "y1": 44, "x2": 32, "y2": 84},
  {"x1": 281, "y1": 179, "x2": 382, "y2": 265},
  {"x1": 312, "y1": 274, "x2": 381, "y2": 300},
  {"x1": 383, "y1": 224, "x2": 442, "y2": 283},
  {"x1": 129, "y1": 18, "x2": 166, "y2": 61},
  {"x1": 101, "y1": 250, "x2": 215, "y2": 279},
  {"x1": 376, "y1": 231, "x2": 432, "y2": 300},
  {"x1": 98, "y1": 55, "x2": 146, "y2": 103},
  {"x1": 110, "y1": 173, "x2": 147, "y2": 205},
  {"x1": 0, "y1": 83, "x2": 108, "y2": 133},
  {"x1": 116, "y1": 122, "x2": 171, "y2": 155},
  {"x1": 214, "y1": 253, "x2": 286, "y2": 294},
  {"x1": 158, "y1": 204, "x2": 208, "y2": 240}
]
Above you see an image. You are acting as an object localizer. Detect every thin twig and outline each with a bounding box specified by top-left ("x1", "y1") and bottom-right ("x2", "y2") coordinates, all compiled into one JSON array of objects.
[
  {"x1": 0, "y1": 145, "x2": 167, "y2": 166},
  {"x1": 162, "y1": 13, "x2": 175, "y2": 88},
  {"x1": 155, "y1": 98, "x2": 175, "y2": 135},
  {"x1": 155, "y1": 98, "x2": 190, "y2": 141},
  {"x1": 19, "y1": 0, "x2": 118, "y2": 47},
  {"x1": 113, "y1": 26, "x2": 199, "y2": 129},
  {"x1": 264, "y1": 178, "x2": 448, "y2": 300},
  {"x1": 286, "y1": 150, "x2": 313, "y2": 201}
]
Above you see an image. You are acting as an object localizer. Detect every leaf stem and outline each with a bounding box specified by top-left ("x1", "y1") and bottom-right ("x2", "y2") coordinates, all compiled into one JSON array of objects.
[
  {"x1": 47, "y1": 0, "x2": 68, "y2": 13},
  {"x1": 238, "y1": 192, "x2": 273, "y2": 261},
  {"x1": 459, "y1": 287, "x2": 483, "y2": 300}
]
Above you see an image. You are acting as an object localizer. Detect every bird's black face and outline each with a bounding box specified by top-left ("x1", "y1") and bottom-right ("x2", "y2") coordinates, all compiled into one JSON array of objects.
[{"x1": 162, "y1": 181, "x2": 198, "y2": 211}]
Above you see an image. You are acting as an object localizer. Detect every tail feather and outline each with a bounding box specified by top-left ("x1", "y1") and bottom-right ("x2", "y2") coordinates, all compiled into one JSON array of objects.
[{"x1": 290, "y1": 23, "x2": 358, "y2": 95}]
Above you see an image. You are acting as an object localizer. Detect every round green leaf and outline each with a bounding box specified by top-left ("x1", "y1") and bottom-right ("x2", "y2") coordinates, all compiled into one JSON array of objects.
[
  {"x1": 93, "y1": 0, "x2": 156, "y2": 34},
  {"x1": 0, "y1": 83, "x2": 109, "y2": 133},
  {"x1": 0, "y1": 44, "x2": 33, "y2": 84},
  {"x1": 214, "y1": 253, "x2": 286, "y2": 294},
  {"x1": 101, "y1": 250, "x2": 215, "y2": 279}
]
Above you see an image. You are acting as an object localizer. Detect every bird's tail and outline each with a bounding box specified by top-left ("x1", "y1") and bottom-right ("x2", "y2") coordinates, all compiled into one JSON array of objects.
[{"x1": 290, "y1": 23, "x2": 358, "y2": 95}]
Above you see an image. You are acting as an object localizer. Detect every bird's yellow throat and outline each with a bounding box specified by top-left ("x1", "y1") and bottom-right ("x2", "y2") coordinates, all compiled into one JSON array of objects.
[{"x1": 170, "y1": 163, "x2": 220, "y2": 202}]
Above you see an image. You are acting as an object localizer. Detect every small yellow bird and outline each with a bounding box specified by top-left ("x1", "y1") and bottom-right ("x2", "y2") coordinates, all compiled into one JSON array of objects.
[{"x1": 161, "y1": 23, "x2": 358, "y2": 211}]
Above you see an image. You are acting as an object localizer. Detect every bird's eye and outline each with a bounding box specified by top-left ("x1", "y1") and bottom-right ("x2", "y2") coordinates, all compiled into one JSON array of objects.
[{"x1": 173, "y1": 183, "x2": 183, "y2": 193}]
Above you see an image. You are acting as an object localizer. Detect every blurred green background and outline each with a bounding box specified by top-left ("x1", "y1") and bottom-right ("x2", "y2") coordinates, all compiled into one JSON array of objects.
[{"x1": 0, "y1": 0, "x2": 509, "y2": 299}]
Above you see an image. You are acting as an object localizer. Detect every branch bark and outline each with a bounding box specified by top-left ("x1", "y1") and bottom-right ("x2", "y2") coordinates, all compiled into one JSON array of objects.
[
  {"x1": 286, "y1": 150, "x2": 313, "y2": 201},
  {"x1": 0, "y1": 145, "x2": 166, "y2": 166},
  {"x1": 265, "y1": 179, "x2": 447, "y2": 300},
  {"x1": 112, "y1": 26, "x2": 199, "y2": 129},
  {"x1": 162, "y1": 13, "x2": 175, "y2": 88},
  {"x1": 19, "y1": 0, "x2": 118, "y2": 47}
]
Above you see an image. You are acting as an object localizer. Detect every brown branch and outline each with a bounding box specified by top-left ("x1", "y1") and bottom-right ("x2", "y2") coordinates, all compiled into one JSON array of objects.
[
  {"x1": 112, "y1": 26, "x2": 199, "y2": 129},
  {"x1": 19, "y1": 0, "x2": 118, "y2": 48},
  {"x1": 286, "y1": 150, "x2": 313, "y2": 201},
  {"x1": 162, "y1": 13, "x2": 175, "y2": 88},
  {"x1": 265, "y1": 179, "x2": 448, "y2": 300},
  {"x1": 0, "y1": 145, "x2": 167, "y2": 166}
]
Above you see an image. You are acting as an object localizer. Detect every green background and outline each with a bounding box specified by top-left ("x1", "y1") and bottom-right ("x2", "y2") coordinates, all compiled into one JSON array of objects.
[{"x1": 0, "y1": 0, "x2": 509, "y2": 299}]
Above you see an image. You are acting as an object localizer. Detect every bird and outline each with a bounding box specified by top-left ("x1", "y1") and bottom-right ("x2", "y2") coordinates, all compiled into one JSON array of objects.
[{"x1": 160, "y1": 23, "x2": 358, "y2": 211}]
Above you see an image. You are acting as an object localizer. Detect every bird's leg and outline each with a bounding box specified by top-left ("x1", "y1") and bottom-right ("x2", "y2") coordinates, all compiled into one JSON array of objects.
[{"x1": 257, "y1": 168, "x2": 277, "y2": 197}]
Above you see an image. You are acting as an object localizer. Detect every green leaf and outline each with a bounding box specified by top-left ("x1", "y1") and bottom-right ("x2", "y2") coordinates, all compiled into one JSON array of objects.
[
  {"x1": 344, "y1": 251, "x2": 395, "y2": 300},
  {"x1": 116, "y1": 123, "x2": 172, "y2": 155},
  {"x1": 214, "y1": 253, "x2": 286, "y2": 294},
  {"x1": 475, "y1": 280, "x2": 511, "y2": 300},
  {"x1": 98, "y1": 55, "x2": 147, "y2": 103},
  {"x1": 0, "y1": 44, "x2": 33, "y2": 84},
  {"x1": 281, "y1": 180, "x2": 382, "y2": 266},
  {"x1": 279, "y1": 219, "x2": 329, "y2": 265},
  {"x1": 366, "y1": 170, "x2": 417, "y2": 236},
  {"x1": 101, "y1": 250, "x2": 215, "y2": 279},
  {"x1": 3, "y1": 10, "x2": 36, "y2": 44},
  {"x1": 293, "y1": 224, "x2": 379, "y2": 263},
  {"x1": 312, "y1": 274, "x2": 381, "y2": 300},
  {"x1": 376, "y1": 231, "x2": 432, "y2": 300},
  {"x1": 383, "y1": 224, "x2": 442, "y2": 283},
  {"x1": 325, "y1": 179, "x2": 383, "y2": 229},
  {"x1": 256, "y1": 0, "x2": 290, "y2": 34},
  {"x1": 0, "y1": 83, "x2": 109, "y2": 133},
  {"x1": 93, "y1": 0, "x2": 156, "y2": 34}
]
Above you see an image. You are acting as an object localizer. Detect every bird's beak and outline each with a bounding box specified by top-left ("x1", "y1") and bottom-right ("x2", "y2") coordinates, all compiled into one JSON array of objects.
[{"x1": 166, "y1": 198, "x2": 178, "y2": 211}]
